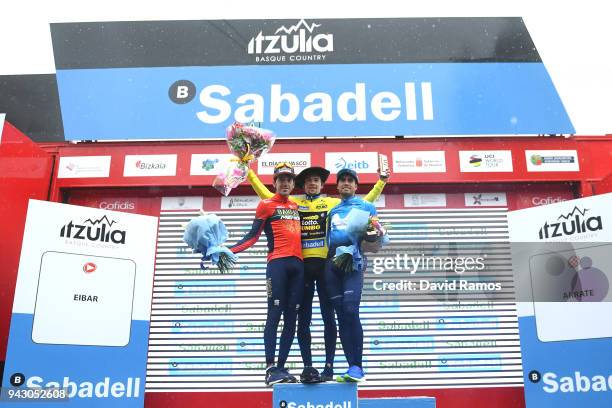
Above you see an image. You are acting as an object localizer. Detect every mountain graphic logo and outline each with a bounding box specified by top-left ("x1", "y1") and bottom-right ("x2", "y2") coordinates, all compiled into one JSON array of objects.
[
  {"x1": 275, "y1": 19, "x2": 321, "y2": 35},
  {"x1": 84, "y1": 215, "x2": 118, "y2": 227},
  {"x1": 539, "y1": 206, "x2": 603, "y2": 239},
  {"x1": 248, "y1": 19, "x2": 333, "y2": 55},
  {"x1": 557, "y1": 206, "x2": 589, "y2": 220},
  {"x1": 60, "y1": 215, "x2": 126, "y2": 244}
]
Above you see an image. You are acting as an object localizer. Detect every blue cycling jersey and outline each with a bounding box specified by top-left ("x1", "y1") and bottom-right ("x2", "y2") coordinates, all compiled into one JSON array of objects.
[{"x1": 327, "y1": 196, "x2": 377, "y2": 256}]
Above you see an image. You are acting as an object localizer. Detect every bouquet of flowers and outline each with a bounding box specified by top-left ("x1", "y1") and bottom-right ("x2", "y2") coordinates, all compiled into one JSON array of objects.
[
  {"x1": 361, "y1": 216, "x2": 390, "y2": 253},
  {"x1": 332, "y1": 209, "x2": 390, "y2": 274},
  {"x1": 213, "y1": 122, "x2": 276, "y2": 196},
  {"x1": 183, "y1": 213, "x2": 237, "y2": 274}
]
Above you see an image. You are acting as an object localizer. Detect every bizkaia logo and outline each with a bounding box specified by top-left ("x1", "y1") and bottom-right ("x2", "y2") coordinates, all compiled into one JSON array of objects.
[
  {"x1": 247, "y1": 19, "x2": 333, "y2": 63},
  {"x1": 538, "y1": 206, "x2": 603, "y2": 239},
  {"x1": 60, "y1": 215, "x2": 126, "y2": 244},
  {"x1": 135, "y1": 160, "x2": 166, "y2": 170}
]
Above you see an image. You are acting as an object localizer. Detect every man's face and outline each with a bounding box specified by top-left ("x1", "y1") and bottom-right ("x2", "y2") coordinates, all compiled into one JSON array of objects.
[
  {"x1": 337, "y1": 175, "x2": 357, "y2": 197},
  {"x1": 274, "y1": 174, "x2": 295, "y2": 196},
  {"x1": 304, "y1": 175, "x2": 322, "y2": 195}
]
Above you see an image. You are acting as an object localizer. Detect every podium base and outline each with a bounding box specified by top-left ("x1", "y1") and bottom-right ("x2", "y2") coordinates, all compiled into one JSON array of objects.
[{"x1": 273, "y1": 383, "x2": 436, "y2": 408}]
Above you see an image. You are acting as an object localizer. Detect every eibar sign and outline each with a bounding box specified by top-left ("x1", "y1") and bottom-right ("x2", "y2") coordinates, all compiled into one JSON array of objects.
[{"x1": 196, "y1": 82, "x2": 433, "y2": 124}]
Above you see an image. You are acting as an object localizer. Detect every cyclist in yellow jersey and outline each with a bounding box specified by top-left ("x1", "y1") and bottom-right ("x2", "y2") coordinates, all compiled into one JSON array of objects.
[{"x1": 247, "y1": 165, "x2": 388, "y2": 382}]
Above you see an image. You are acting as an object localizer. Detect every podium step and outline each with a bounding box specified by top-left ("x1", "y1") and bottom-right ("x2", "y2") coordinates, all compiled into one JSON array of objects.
[
  {"x1": 273, "y1": 383, "x2": 436, "y2": 408},
  {"x1": 359, "y1": 397, "x2": 436, "y2": 408},
  {"x1": 273, "y1": 382, "x2": 357, "y2": 408}
]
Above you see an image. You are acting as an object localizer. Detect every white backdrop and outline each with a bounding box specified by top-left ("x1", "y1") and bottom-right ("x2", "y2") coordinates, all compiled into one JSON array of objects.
[{"x1": 1, "y1": 0, "x2": 610, "y2": 135}]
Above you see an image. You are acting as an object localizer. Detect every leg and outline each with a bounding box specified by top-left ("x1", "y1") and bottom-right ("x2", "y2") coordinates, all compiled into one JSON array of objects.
[
  {"x1": 277, "y1": 257, "x2": 304, "y2": 368},
  {"x1": 314, "y1": 258, "x2": 337, "y2": 370},
  {"x1": 297, "y1": 259, "x2": 316, "y2": 367},
  {"x1": 341, "y1": 262, "x2": 365, "y2": 368},
  {"x1": 325, "y1": 260, "x2": 354, "y2": 366},
  {"x1": 264, "y1": 259, "x2": 287, "y2": 366}
]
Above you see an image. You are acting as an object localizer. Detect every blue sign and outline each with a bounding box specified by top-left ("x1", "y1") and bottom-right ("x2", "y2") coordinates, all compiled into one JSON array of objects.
[
  {"x1": 273, "y1": 383, "x2": 357, "y2": 408},
  {"x1": 55, "y1": 62, "x2": 573, "y2": 140},
  {"x1": 1, "y1": 201, "x2": 158, "y2": 407}
]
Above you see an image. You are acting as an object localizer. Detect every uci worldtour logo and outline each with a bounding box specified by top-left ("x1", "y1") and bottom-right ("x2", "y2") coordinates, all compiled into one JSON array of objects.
[
  {"x1": 60, "y1": 215, "x2": 127, "y2": 244},
  {"x1": 538, "y1": 206, "x2": 603, "y2": 239},
  {"x1": 247, "y1": 19, "x2": 333, "y2": 63}
]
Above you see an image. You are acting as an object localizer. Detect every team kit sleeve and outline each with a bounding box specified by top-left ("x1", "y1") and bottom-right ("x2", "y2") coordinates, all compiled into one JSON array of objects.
[
  {"x1": 247, "y1": 169, "x2": 274, "y2": 200},
  {"x1": 229, "y1": 201, "x2": 268, "y2": 254},
  {"x1": 368, "y1": 201, "x2": 378, "y2": 216},
  {"x1": 363, "y1": 179, "x2": 387, "y2": 203}
]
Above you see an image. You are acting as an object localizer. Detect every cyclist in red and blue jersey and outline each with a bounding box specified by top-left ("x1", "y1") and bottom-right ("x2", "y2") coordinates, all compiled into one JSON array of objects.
[{"x1": 229, "y1": 163, "x2": 304, "y2": 386}]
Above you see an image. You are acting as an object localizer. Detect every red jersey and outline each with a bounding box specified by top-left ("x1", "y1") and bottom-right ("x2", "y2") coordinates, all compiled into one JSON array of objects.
[{"x1": 229, "y1": 194, "x2": 302, "y2": 262}]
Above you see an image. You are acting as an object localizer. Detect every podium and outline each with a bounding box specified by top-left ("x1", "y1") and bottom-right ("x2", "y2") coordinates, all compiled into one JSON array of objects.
[{"x1": 273, "y1": 383, "x2": 435, "y2": 407}]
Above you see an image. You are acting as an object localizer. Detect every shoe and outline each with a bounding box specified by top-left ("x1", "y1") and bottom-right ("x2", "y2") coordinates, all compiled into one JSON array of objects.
[
  {"x1": 300, "y1": 366, "x2": 321, "y2": 384},
  {"x1": 321, "y1": 366, "x2": 334, "y2": 382},
  {"x1": 335, "y1": 374, "x2": 346, "y2": 383},
  {"x1": 343, "y1": 365, "x2": 365, "y2": 382},
  {"x1": 279, "y1": 367, "x2": 298, "y2": 383},
  {"x1": 265, "y1": 366, "x2": 286, "y2": 386}
]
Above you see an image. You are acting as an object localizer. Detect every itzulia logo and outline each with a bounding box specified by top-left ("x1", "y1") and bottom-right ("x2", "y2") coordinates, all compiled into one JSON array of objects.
[
  {"x1": 60, "y1": 215, "x2": 126, "y2": 244},
  {"x1": 538, "y1": 206, "x2": 603, "y2": 239},
  {"x1": 247, "y1": 19, "x2": 333, "y2": 55}
]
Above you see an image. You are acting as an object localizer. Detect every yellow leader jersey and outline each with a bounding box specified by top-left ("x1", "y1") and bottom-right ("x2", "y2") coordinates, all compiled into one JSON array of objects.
[{"x1": 247, "y1": 169, "x2": 386, "y2": 259}]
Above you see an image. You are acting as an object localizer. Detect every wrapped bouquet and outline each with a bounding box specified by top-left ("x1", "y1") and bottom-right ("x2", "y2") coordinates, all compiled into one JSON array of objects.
[
  {"x1": 361, "y1": 216, "x2": 390, "y2": 253},
  {"x1": 213, "y1": 122, "x2": 275, "y2": 196},
  {"x1": 333, "y1": 209, "x2": 390, "y2": 274},
  {"x1": 183, "y1": 213, "x2": 236, "y2": 274}
]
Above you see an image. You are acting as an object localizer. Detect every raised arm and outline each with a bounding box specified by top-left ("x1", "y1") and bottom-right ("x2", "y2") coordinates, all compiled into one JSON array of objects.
[
  {"x1": 363, "y1": 179, "x2": 386, "y2": 203},
  {"x1": 247, "y1": 169, "x2": 274, "y2": 200}
]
